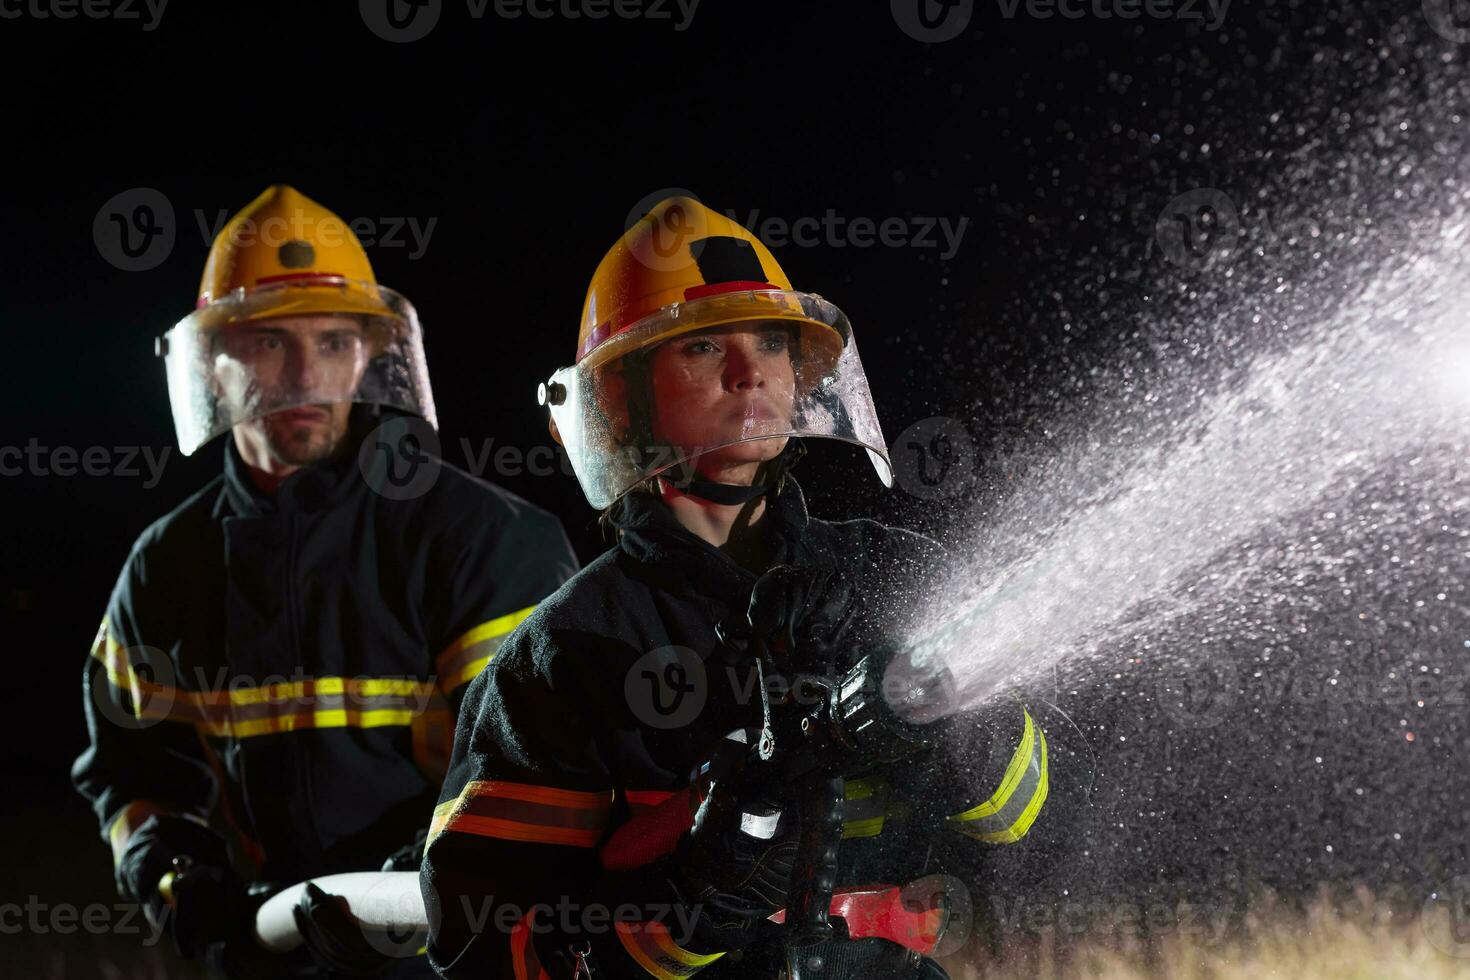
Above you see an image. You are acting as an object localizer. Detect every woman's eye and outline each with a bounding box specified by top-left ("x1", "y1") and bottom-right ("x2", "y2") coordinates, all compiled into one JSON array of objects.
[
  {"x1": 759, "y1": 332, "x2": 789, "y2": 353},
  {"x1": 685, "y1": 339, "x2": 719, "y2": 354}
]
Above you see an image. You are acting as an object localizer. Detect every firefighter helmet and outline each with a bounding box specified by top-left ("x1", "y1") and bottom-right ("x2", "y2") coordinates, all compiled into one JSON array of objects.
[
  {"x1": 156, "y1": 185, "x2": 437, "y2": 455},
  {"x1": 540, "y1": 196, "x2": 893, "y2": 509}
]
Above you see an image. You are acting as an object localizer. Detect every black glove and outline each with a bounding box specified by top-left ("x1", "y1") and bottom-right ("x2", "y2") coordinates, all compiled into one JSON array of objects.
[
  {"x1": 380, "y1": 826, "x2": 430, "y2": 872},
  {"x1": 113, "y1": 815, "x2": 238, "y2": 959},
  {"x1": 199, "y1": 881, "x2": 315, "y2": 980},
  {"x1": 719, "y1": 564, "x2": 862, "y2": 669},
  {"x1": 291, "y1": 881, "x2": 396, "y2": 976},
  {"x1": 667, "y1": 777, "x2": 799, "y2": 952}
]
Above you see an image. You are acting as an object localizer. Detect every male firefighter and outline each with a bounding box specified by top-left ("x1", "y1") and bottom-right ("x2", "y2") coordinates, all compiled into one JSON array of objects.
[
  {"x1": 420, "y1": 198, "x2": 1051, "y2": 978},
  {"x1": 73, "y1": 185, "x2": 579, "y2": 978}
]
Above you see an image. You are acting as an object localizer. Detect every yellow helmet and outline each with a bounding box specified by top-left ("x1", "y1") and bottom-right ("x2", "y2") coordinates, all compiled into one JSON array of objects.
[
  {"x1": 194, "y1": 184, "x2": 398, "y2": 326},
  {"x1": 574, "y1": 196, "x2": 843, "y2": 375},
  {"x1": 157, "y1": 185, "x2": 436, "y2": 456},
  {"x1": 542, "y1": 195, "x2": 892, "y2": 509}
]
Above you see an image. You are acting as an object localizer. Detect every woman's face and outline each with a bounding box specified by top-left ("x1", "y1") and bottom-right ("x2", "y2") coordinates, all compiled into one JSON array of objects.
[{"x1": 646, "y1": 321, "x2": 798, "y2": 473}]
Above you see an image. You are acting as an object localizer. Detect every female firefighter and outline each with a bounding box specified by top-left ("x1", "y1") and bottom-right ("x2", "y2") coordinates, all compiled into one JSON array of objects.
[{"x1": 420, "y1": 198, "x2": 1052, "y2": 979}]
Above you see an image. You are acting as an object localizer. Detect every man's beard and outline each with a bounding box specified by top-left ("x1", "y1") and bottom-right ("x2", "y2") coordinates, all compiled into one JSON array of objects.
[{"x1": 261, "y1": 411, "x2": 347, "y2": 466}]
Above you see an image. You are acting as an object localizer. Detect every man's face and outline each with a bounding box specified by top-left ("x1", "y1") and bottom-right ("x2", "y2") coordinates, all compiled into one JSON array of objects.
[
  {"x1": 213, "y1": 314, "x2": 368, "y2": 467},
  {"x1": 646, "y1": 322, "x2": 798, "y2": 471}
]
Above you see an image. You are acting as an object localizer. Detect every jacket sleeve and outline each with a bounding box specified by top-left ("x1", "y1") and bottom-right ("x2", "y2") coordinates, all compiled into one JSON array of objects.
[
  {"x1": 850, "y1": 523, "x2": 1052, "y2": 847},
  {"x1": 421, "y1": 626, "x2": 724, "y2": 980},
  {"x1": 427, "y1": 498, "x2": 580, "y2": 713},
  {"x1": 70, "y1": 542, "x2": 229, "y2": 915}
]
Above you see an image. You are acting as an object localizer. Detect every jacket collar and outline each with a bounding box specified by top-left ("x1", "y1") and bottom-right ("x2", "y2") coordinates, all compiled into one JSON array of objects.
[
  {"x1": 610, "y1": 477, "x2": 823, "y2": 595},
  {"x1": 214, "y1": 408, "x2": 379, "y2": 519}
]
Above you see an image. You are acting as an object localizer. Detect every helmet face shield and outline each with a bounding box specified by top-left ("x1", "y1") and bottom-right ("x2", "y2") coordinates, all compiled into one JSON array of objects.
[
  {"x1": 545, "y1": 289, "x2": 893, "y2": 509},
  {"x1": 159, "y1": 278, "x2": 436, "y2": 456}
]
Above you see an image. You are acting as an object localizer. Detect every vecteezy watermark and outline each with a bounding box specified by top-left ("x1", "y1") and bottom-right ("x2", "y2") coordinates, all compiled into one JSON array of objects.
[
  {"x1": 359, "y1": 0, "x2": 699, "y2": 43},
  {"x1": 722, "y1": 207, "x2": 970, "y2": 261},
  {"x1": 0, "y1": 0, "x2": 168, "y2": 30},
  {"x1": 625, "y1": 646, "x2": 708, "y2": 729},
  {"x1": 1154, "y1": 188, "x2": 1242, "y2": 272},
  {"x1": 358, "y1": 415, "x2": 581, "y2": 502},
  {"x1": 93, "y1": 187, "x2": 439, "y2": 272},
  {"x1": 987, "y1": 892, "x2": 1237, "y2": 945},
  {"x1": 1423, "y1": 876, "x2": 1470, "y2": 957},
  {"x1": 890, "y1": 416, "x2": 978, "y2": 501},
  {"x1": 1424, "y1": 0, "x2": 1470, "y2": 44},
  {"x1": 891, "y1": 0, "x2": 975, "y2": 42},
  {"x1": 1153, "y1": 657, "x2": 1236, "y2": 729},
  {"x1": 623, "y1": 189, "x2": 971, "y2": 273},
  {"x1": 1151, "y1": 657, "x2": 1469, "y2": 730},
  {"x1": 459, "y1": 896, "x2": 703, "y2": 947},
  {"x1": 995, "y1": 0, "x2": 1230, "y2": 30},
  {"x1": 0, "y1": 439, "x2": 170, "y2": 488},
  {"x1": 0, "y1": 897, "x2": 167, "y2": 946}
]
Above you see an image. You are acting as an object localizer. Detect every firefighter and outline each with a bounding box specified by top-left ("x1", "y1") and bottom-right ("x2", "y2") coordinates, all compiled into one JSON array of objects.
[
  {"x1": 72, "y1": 185, "x2": 580, "y2": 978},
  {"x1": 420, "y1": 198, "x2": 1053, "y2": 979}
]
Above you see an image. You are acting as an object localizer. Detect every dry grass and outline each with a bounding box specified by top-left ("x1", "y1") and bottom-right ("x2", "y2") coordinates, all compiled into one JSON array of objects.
[{"x1": 938, "y1": 887, "x2": 1470, "y2": 980}]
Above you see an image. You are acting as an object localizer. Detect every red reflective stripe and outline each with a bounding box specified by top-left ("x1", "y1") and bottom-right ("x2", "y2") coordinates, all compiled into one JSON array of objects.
[
  {"x1": 769, "y1": 885, "x2": 945, "y2": 956},
  {"x1": 510, "y1": 915, "x2": 551, "y2": 980},
  {"x1": 625, "y1": 790, "x2": 677, "y2": 809},
  {"x1": 681, "y1": 280, "x2": 778, "y2": 301}
]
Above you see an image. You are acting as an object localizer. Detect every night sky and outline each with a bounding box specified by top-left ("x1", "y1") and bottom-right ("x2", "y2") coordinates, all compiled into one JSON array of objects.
[{"x1": 4, "y1": 1, "x2": 1470, "y2": 974}]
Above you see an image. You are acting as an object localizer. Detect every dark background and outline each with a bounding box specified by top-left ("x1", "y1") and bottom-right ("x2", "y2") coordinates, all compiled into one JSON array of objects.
[{"x1": 4, "y1": 0, "x2": 1470, "y2": 975}]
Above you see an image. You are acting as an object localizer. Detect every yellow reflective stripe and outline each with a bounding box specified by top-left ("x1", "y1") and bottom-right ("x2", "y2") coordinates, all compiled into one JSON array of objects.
[
  {"x1": 107, "y1": 800, "x2": 169, "y2": 865},
  {"x1": 217, "y1": 708, "x2": 420, "y2": 738},
  {"x1": 948, "y1": 709, "x2": 1050, "y2": 844},
  {"x1": 615, "y1": 921, "x2": 724, "y2": 979},
  {"x1": 974, "y1": 729, "x2": 1049, "y2": 843},
  {"x1": 951, "y1": 710, "x2": 1036, "y2": 821},
  {"x1": 410, "y1": 693, "x2": 454, "y2": 784},
  {"x1": 842, "y1": 777, "x2": 889, "y2": 839},
  {"x1": 436, "y1": 605, "x2": 538, "y2": 691},
  {"x1": 89, "y1": 625, "x2": 441, "y2": 739},
  {"x1": 429, "y1": 780, "x2": 615, "y2": 848}
]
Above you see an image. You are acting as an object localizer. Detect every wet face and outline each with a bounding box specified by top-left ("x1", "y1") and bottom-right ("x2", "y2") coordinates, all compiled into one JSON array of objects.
[
  {"x1": 646, "y1": 322, "x2": 797, "y2": 476},
  {"x1": 214, "y1": 314, "x2": 368, "y2": 467}
]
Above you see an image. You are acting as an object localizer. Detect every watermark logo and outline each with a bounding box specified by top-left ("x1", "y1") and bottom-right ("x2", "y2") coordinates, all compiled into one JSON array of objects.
[
  {"x1": 994, "y1": 0, "x2": 1230, "y2": 30},
  {"x1": 890, "y1": 416, "x2": 978, "y2": 500},
  {"x1": 0, "y1": 898, "x2": 167, "y2": 945},
  {"x1": 624, "y1": 645, "x2": 707, "y2": 729},
  {"x1": 624, "y1": 187, "x2": 705, "y2": 274},
  {"x1": 357, "y1": 875, "x2": 432, "y2": 959},
  {"x1": 1423, "y1": 876, "x2": 1470, "y2": 957},
  {"x1": 93, "y1": 188, "x2": 439, "y2": 272},
  {"x1": 88, "y1": 642, "x2": 178, "y2": 732},
  {"x1": 93, "y1": 187, "x2": 175, "y2": 272},
  {"x1": 1153, "y1": 657, "x2": 1235, "y2": 728},
  {"x1": 0, "y1": 0, "x2": 169, "y2": 30},
  {"x1": 1155, "y1": 188, "x2": 1241, "y2": 272},
  {"x1": 360, "y1": 0, "x2": 443, "y2": 42},
  {"x1": 358, "y1": 414, "x2": 443, "y2": 502},
  {"x1": 891, "y1": 0, "x2": 974, "y2": 42},
  {"x1": 0, "y1": 439, "x2": 171, "y2": 487},
  {"x1": 360, "y1": 0, "x2": 700, "y2": 41},
  {"x1": 1424, "y1": 0, "x2": 1470, "y2": 43}
]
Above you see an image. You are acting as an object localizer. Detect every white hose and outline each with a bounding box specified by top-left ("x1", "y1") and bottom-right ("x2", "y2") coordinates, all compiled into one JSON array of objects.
[{"x1": 253, "y1": 871, "x2": 428, "y2": 954}]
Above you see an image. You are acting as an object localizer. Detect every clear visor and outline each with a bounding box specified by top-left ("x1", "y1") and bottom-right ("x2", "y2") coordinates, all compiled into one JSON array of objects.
[
  {"x1": 543, "y1": 290, "x2": 893, "y2": 509},
  {"x1": 157, "y1": 278, "x2": 436, "y2": 456}
]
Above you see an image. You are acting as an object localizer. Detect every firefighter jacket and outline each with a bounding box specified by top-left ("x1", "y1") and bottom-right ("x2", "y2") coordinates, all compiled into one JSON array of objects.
[
  {"x1": 421, "y1": 477, "x2": 1051, "y2": 979},
  {"x1": 72, "y1": 413, "x2": 580, "y2": 946}
]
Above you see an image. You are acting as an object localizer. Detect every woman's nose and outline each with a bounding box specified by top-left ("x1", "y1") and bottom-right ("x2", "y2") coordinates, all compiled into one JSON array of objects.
[{"x1": 723, "y1": 341, "x2": 766, "y2": 391}]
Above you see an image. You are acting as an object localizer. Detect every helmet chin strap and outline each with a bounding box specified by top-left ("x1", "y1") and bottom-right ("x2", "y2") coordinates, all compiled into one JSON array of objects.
[
  {"x1": 670, "y1": 440, "x2": 808, "y2": 505},
  {"x1": 680, "y1": 475, "x2": 772, "y2": 505}
]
